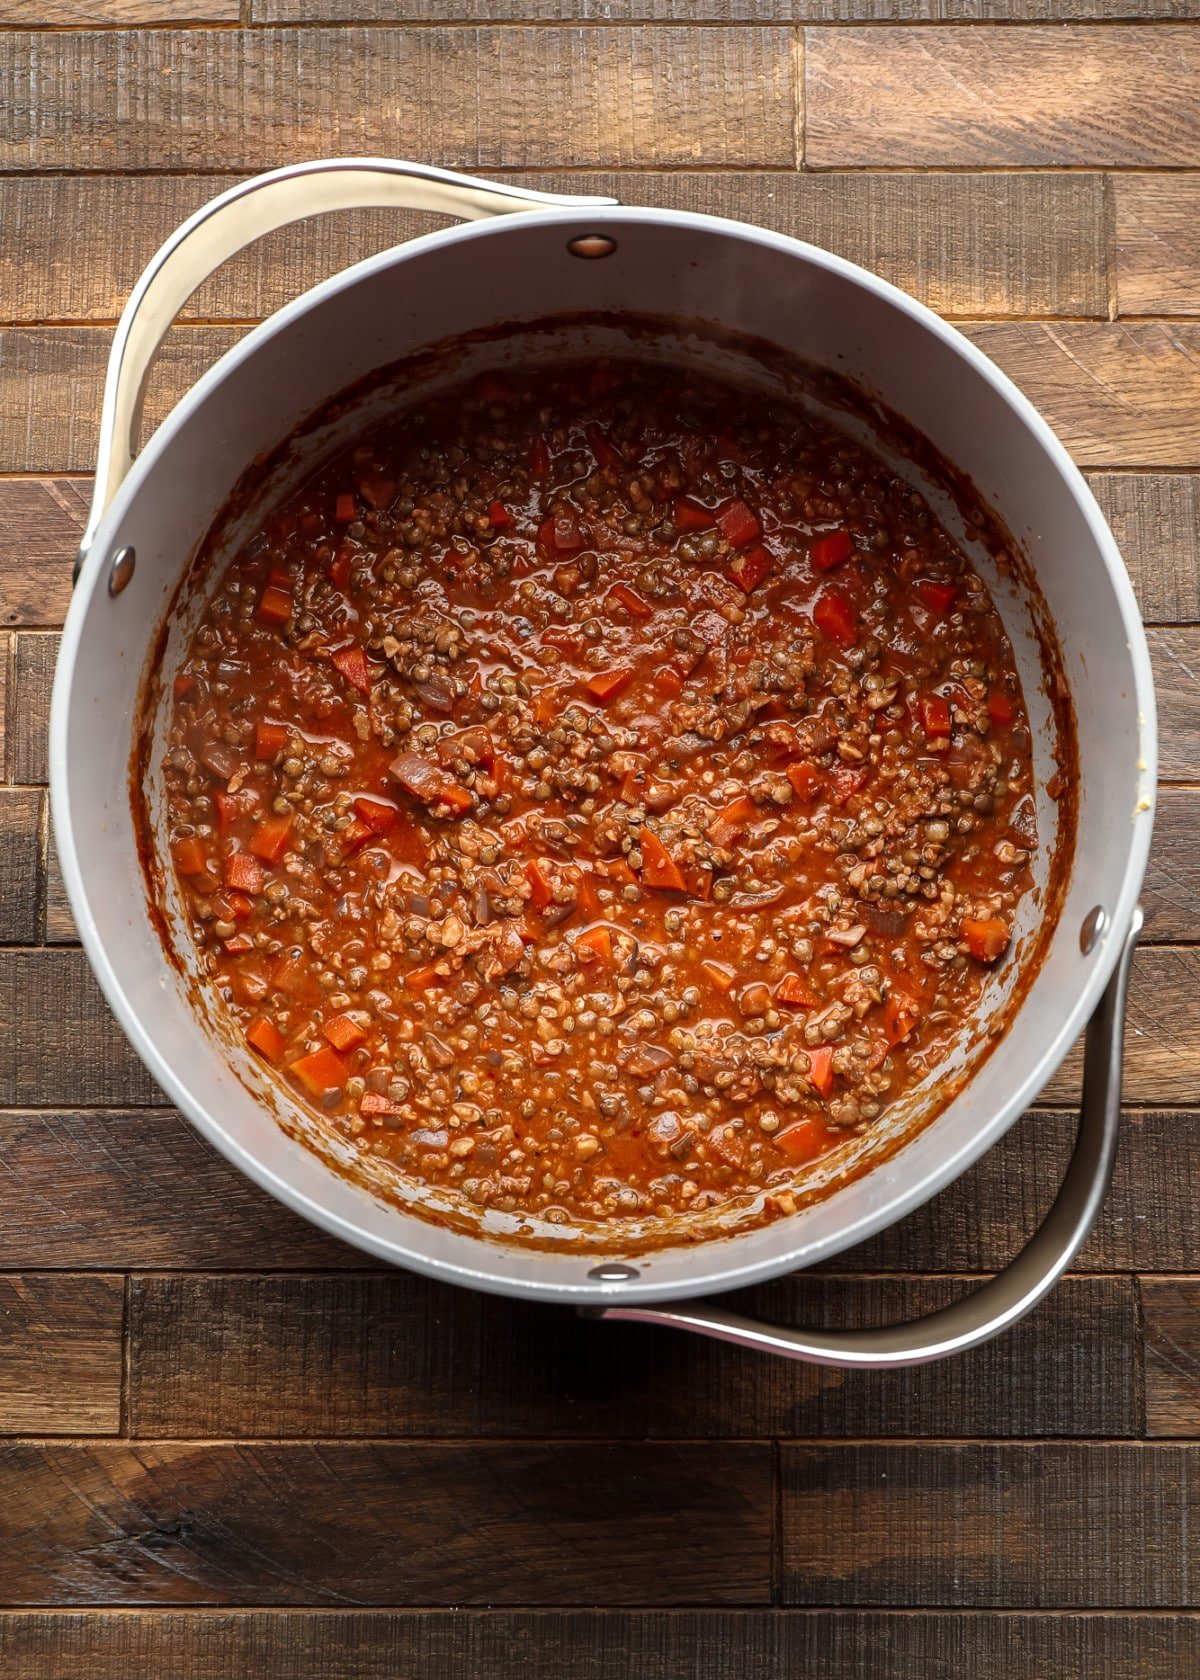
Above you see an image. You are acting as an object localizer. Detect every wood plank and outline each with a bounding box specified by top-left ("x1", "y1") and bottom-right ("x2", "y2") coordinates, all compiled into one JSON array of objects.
[
  {"x1": 780, "y1": 1444, "x2": 1200, "y2": 1607},
  {"x1": 42, "y1": 842, "x2": 76, "y2": 945},
  {"x1": 1045, "y1": 949, "x2": 1200, "y2": 1108},
  {"x1": 0, "y1": 1274, "x2": 122, "y2": 1436},
  {"x1": 3, "y1": 1609, "x2": 1200, "y2": 1680},
  {"x1": 1142, "y1": 1279, "x2": 1200, "y2": 1437},
  {"x1": 6, "y1": 633, "x2": 55, "y2": 786},
  {"x1": 4, "y1": 0, "x2": 236, "y2": 20},
  {"x1": 0, "y1": 1110, "x2": 361, "y2": 1269},
  {"x1": 1143, "y1": 787, "x2": 1200, "y2": 942},
  {"x1": 805, "y1": 25, "x2": 1200, "y2": 168},
  {"x1": 0, "y1": 790, "x2": 40, "y2": 946},
  {"x1": 964, "y1": 323, "x2": 1200, "y2": 470},
  {"x1": 253, "y1": 0, "x2": 1200, "y2": 16},
  {"x1": 1087, "y1": 472, "x2": 1200, "y2": 623},
  {"x1": 0, "y1": 1442, "x2": 772, "y2": 1606},
  {"x1": 0, "y1": 482, "x2": 85, "y2": 631},
  {"x1": 1114, "y1": 174, "x2": 1200, "y2": 317},
  {"x1": 0, "y1": 171, "x2": 1108, "y2": 327},
  {"x1": 1149, "y1": 627, "x2": 1200, "y2": 780},
  {"x1": 0, "y1": 28, "x2": 795, "y2": 173},
  {"x1": 126, "y1": 1273, "x2": 1136, "y2": 1442},
  {"x1": 0, "y1": 952, "x2": 162, "y2": 1108}
]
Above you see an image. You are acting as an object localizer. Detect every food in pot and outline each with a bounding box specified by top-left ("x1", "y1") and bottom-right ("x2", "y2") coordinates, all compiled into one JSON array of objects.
[{"x1": 152, "y1": 358, "x2": 1039, "y2": 1230}]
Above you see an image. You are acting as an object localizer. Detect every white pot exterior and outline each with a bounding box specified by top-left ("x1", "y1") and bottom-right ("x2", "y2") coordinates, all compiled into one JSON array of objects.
[{"x1": 50, "y1": 206, "x2": 1156, "y2": 1304}]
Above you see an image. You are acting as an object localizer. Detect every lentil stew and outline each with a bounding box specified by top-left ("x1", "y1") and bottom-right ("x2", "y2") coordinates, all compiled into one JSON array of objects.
[{"x1": 147, "y1": 356, "x2": 1048, "y2": 1239}]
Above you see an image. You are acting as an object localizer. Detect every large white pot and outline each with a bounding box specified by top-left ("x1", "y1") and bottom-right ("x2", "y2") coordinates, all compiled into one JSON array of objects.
[{"x1": 50, "y1": 161, "x2": 1154, "y2": 1367}]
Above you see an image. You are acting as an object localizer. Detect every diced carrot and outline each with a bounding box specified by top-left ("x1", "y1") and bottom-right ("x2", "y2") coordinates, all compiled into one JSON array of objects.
[
  {"x1": 331, "y1": 644, "x2": 371, "y2": 694},
  {"x1": 586, "y1": 667, "x2": 632, "y2": 704},
  {"x1": 225, "y1": 892, "x2": 254, "y2": 922},
  {"x1": 882, "y1": 991, "x2": 921, "y2": 1046},
  {"x1": 390, "y1": 751, "x2": 473, "y2": 814},
  {"x1": 831, "y1": 767, "x2": 865, "y2": 807},
  {"x1": 359, "y1": 1092, "x2": 399, "y2": 1118},
  {"x1": 528, "y1": 435, "x2": 551, "y2": 478},
  {"x1": 249, "y1": 813, "x2": 294, "y2": 864},
  {"x1": 353, "y1": 796, "x2": 398, "y2": 835},
  {"x1": 525, "y1": 858, "x2": 554, "y2": 911},
  {"x1": 406, "y1": 960, "x2": 448, "y2": 991},
  {"x1": 706, "y1": 796, "x2": 757, "y2": 847},
  {"x1": 334, "y1": 491, "x2": 357, "y2": 523},
  {"x1": 728, "y1": 544, "x2": 771, "y2": 593},
  {"x1": 674, "y1": 495, "x2": 716, "y2": 532},
  {"x1": 256, "y1": 584, "x2": 292, "y2": 627},
  {"x1": 574, "y1": 872, "x2": 602, "y2": 916},
  {"x1": 289, "y1": 1045, "x2": 348, "y2": 1098},
  {"x1": 805, "y1": 1045, "x2": 836, "y2": 1098},
  {"x1": 255, "y1": 721, "x2": 288, "y2": 761},
  {"x1": 639, "y1": 828, "x2": 687, "y2": 893},
  {"x1": 270, "y1": 950, "x2": 318, "y2": 999},
  {"x1": 988, "y1": 686, "x2": 1015, "y2": 726},
  {"x1": 214, "y1": 792, "x2": 246, "y2": 836},
  {"x1": 224, "y1": 851, "x2": 266, "y2": 894},
  {"x1": 776, "y1": 972, "x2": 819, "y2": 1008},
  {"x1": 919, "y1": 694, "x2": 952, "y2": 739},
  {"x1": 786, "y1": 761, "x2": 823, "y2": 801},
  {"x1": 538, "y1": 512, "x2": 583, "y2": 554},
  {"x1": 918, "y1": 578, "x2": 958, "y2": 615},
  {"x1": 776, "y1": 1115, "x2": 834, "y2": 1162},
  {"x1": 702, "y1": 959, "x2": 736, "y2": 993},
  {"x1": 716, "y1": 498, "x2": 760, "y2": 549},
  {"x1": 328, "y1": 544, "x2": 352, "y2": 591},
  {"x1": 173, "y1": 672, "x2": 194, "y2": 700},
  {"x1": 812, "y1": 587, "x2": 858, "y2": 647},
  {"x1": 297, "y1": 510, "x2": 323, "y2": 538},
  {"x1": 810, "y1": 529, "x2": 852, "y2": 571},
  {"x1": 172, "y1": 837, "x2": 208, "y2": 877},
  {"x1": 655, "y1": 668, "x2": 684, "y2": 698},
  {"x1": 245, "y1": 1014, "x2": 286, "y2": 1065},
  {"x1": 962, "y1": 916, "x2": 1010, "y2": 964},
  {"x1": 690, "y1": 867, "x2": 714, "y2": 902},
  {"x1": 587, "y1": 423, "x2": 622, "y2": 469},
  {"x1": 323, "y1": 1013, "x2": 367, "y2": 1053},
  {"x1": 358, "y1": 470, "x2": 395, "y2": 510},
  {"x1": 339, "y1": 819, "x2": 374, "y2": 858},
  {"x1": 607, "y1": 857, "x2": 638, "y2": 887},
  {"x1": 575, "y1": 925, "x2": 613, "y2": 964},
  {"x1": 487, "y1": 499, "x2": 512, "y2": 530},
  {"x1": 608, "y1": 582, "x2": 652, "y2": 620}
]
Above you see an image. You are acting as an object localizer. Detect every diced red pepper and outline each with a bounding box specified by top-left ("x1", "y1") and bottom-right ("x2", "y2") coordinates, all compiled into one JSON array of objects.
[
  {"x1": 331, "y1": 644, "x2": 371, "y2": 695},
  {"x1": 538, "y1": 512, "x2": 583, "y2": 554},
  {"x1": 334, "y1": 492, "x2": 357, "y2": 524},
  {"x1": 246, "y1": 1014, "x2": 286, "y2": 1065},
  {"x1": 728, "y1": 544, "x2": 771, "y2": 593},
  {"x1": 776, "y1": 972, "x2": 819, "y2": 1008},
  {"x1": 988, "y1": 686, "x2": 1015, "y2": 726},
  {"x1": 323, "y1": 1013, "x2": 367, "y2": 1053},
  {"x1": 776, "y1": 1115, "x2": 834, "y2": 1162},
  {"x1": 223, "y1": 933, "x2": 255, "y2": 955},
  {"x1": 390, "y1": 751, "x2": 474, "y2": 814},
  {"x1": 716, "y1": 498, "x2": 760, "y2": 549},
  {"x1": 224, "y1": 851, "x2": 266, "y2": 895},
  {"x1": 256, "y1": 584, "x2": 292, "y2": 627},
  {"x1": 575, "y1": 925, "x2": 613, "y2": 964},
  {"x1": 706, "y1": 796, "x2": 757, "y2": 847},
  {"x1": 172, "y1": 836, "x2": 209, "y2": 878},
  {"x1": 528, "y1": 436, "x2": 551, "y2": 478},
  {"x1": 810, "y1": 529, "x2": 852, "y2": 571},
  {"x1": 525, "y1": 858, "x2": 554, "y2": 911},
  {"x1": 962, "y1": 916, "x2": 1010, "y2": 963},
  {"x1": 358, "y1": 470, "x2": 395, "y2": 510},
  {"x1": 487, "y1": 499, "x2": 513, "y2": 530},
  {"x1": 586, "y1": 667, "x2": 632, "y2": 704},
  {"x1": 608, "y1": 582, "x2": 652, "y2": 620},
  {"x1": 917, "y1": 578, "x2": 958, "y2": 615},
  {"x1": 785, "y1": 761, "x2": 824, "y2": 802},
  {"x1": 805, "y1": 1045, "x2": 835, "y2": 1099},
  {"x1": 701, "y1": 959, "x2": 736, "y2": 994},
  {"x1": 255, "y1": 721, "x2": 288, "y2": 761},
  {"x1": 639, "y1": 828, "x2": 687, "y2": 893},
  {"x1": 360, "y1": 1092, "x2": 400, "y2": 1119},
  {"x1": 587, "y1": 423, "x2": 622, "y2": 469},
  {"x1": 289, "y1": 1045, "x2": 348, "y2": 1098},
  {"x1": 812, "y1": 587, "x2": 858, "y2": 647},
  {"x1": 919, "y1": 694, "x2": 953, "y2": 739},
  {"x1": 673, "y1": 495, "x2": 716, "y2": 531},
  {"x1": 328, "y1": 544, "x2": 353, "y2": 591},
  {"x1": 353, "y1": 796, "x2": 398, "y2": 835},
  {"x1": 249, "y1": 813, "x2": 294, "y2": 864}
]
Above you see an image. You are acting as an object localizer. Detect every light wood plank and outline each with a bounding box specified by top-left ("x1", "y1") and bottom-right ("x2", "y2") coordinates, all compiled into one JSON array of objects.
[
  {"x1": 806, "y1": 25, "x2": 1200, "y2": 168},
  {"x1": 0, "y1": 952, "x2": 163, "y2": 1108},
  {"x1": 0, "y1": 482, "x2": 85, "y2": 631},
  {"x1": 2, "y1": 1, "x2": 237, "y2": 20},
  {"x1": 0, "y1": 1275, "x2": 122, "y2": 1436},
  {"x1": 1143, "y1": 787, "x2": 1200, "y2": 942},
  {"x1": 0, "y1": 27, "x2": 795, "y2": 173},
  {"x1": 1045, "y1": 949, "x2": 1200, "y2": 1108},
  {"x1": 1143, "y1": 1279, "x2": 1200, "y2": 1437},
  {"x1": 1149, "y1": 627, "x2": 1200, "y2": 779},
  {"x1": 0, "y1": 790, "x2": 40, "y2": 946},
  {"x1": 254, "y1": 0, "x2": 1200, "y2": 18},
  {"x1": 1088, "y1": 471, "x2": 1200, "y2": 622},
  {"x1": 781, "y1": 1444, "x2": 1200, "y2": 1606},
  {"x1": 0, "y1": 1442, "x2": 772, "y2": 1605},
  {"x1": 1115, "y1": 174, "x2": 1200, "y2": 316}
]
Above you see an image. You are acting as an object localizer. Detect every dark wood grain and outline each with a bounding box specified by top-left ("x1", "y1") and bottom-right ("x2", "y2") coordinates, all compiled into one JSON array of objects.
[
  {"x1": 6, "y1": 634, "x2": 55, "y2": 786},
  {"x1": 4, "y1": 1608, "x2": 1200, "y2": 1680},
  {"x1": 6, "y1": 1, "x2": 237, "y2": 19},
  {"x1": 0, "y1": 1441, "x2": 772, "y2": 1606},
  {"x1": 1087, "y1": 472, "x2": 1200, "y2": 623},
  {"x1": 0, "y1": 482, "x2": 85, "y2": 630},
  {"x1": 781, "y1": 1444, "x2": 1200, "y2": 1607},
  {"x1": 0, "y1": 28, "x2": 796, "y2": 174},
  {"x1": 1142, "y1": 1279, "x2": 1200, "y2": 1437},
  {"x1": 1143, "y1": 788, "x2": 1200, "y2": 941},
  {"x1": 0, "y1": 952, "x2": 162, "y2": 1108},
  {"x1": 1044, "y1": 949, "x2": 1200, "y2": 1107},
  {"x1": 126, "y1": 1272, "x2": 1137, "y2": 1442},
  {"x1": 42, "y1": 841, "x2": 75, "y2": 945},
  {"x1": 0, "y1": 171, "x2": 1109, "y2": 327},
  {"x1": 1115, "y1": 175, "x2": 1200, "y2": 316},
  {"x1": 252, "y1": 0, "x2": 1200, "y2": 18},
  {"x1": 0, "y1": 1274, "x2": 123, "y2": 1435},
  {"x1": 1148, "y1": 628, "x2": 1200, "y2": 779},
  {"x1": 805, "y1": 26, "x2": 1200, "y2": 168},
  {"x1": 0, "y1": 790, "x2": 40, "y2": 945}
]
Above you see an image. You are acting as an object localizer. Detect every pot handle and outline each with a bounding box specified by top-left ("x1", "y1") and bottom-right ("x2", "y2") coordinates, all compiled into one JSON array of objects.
[
  {"x1": 582, "y1": 908, "x2": 1141, "y2": 1369},
  {"x1": 77, "y1": 158, "x2": 620, "y2": 573}
]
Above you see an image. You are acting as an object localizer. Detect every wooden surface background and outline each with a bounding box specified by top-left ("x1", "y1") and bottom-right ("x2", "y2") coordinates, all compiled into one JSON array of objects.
[{"x1": 1, "y1": 4, "x2": 1200, "y2": 1676}]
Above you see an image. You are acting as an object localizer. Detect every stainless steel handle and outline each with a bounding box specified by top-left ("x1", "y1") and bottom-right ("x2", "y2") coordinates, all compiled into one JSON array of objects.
[
  {"x1": 586, "y1": 908, "x2": 1141, "y2": 1369},
  {"x1": 78, "y1": 157, "x2": 619, "y2": 572}
]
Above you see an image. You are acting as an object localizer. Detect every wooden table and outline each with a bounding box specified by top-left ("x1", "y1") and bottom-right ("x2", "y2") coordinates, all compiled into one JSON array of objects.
[{"x1": 1, "y1": 5, "x2": 1199, "y2": 1675}]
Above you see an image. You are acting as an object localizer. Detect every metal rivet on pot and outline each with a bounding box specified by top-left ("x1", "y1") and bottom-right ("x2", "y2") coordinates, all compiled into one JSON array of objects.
[
  {"x1": 108, "y1": 546, "x2": 136, "y2": 597},
  {"x1": 587, "y1": 1262, "x2": 639, "y2": 1283},
  {"x1": 1080, "y1": 905, "x2": 1107, "y2": 954},
  {"x1": 567, "y1": 234, "x2": 617, "y2": 260}
]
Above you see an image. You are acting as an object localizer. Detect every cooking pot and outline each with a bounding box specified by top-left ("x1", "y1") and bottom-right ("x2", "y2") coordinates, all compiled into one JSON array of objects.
[{"x1": 50, "y1": 159, "x2": 1155, "y2": 1368}]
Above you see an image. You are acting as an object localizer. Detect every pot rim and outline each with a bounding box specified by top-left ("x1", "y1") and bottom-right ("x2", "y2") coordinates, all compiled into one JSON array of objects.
[{"x1": 50, "y1": 202, "x2": 1157, "y2": 1302}]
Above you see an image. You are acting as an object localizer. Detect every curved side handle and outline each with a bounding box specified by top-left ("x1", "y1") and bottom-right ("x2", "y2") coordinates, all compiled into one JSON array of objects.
[
  {"x1": 79, "y1": 157, "x2": 619, "y2": 570},
  {"x1": 585, "y1": 909, "x2": 1142, "y2": 1369}
]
